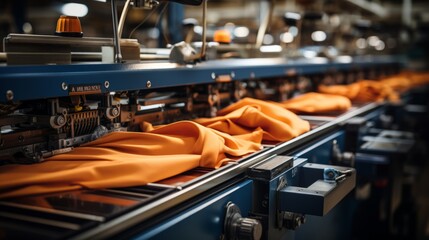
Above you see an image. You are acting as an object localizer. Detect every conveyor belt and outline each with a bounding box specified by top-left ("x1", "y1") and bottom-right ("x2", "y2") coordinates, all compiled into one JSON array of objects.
[{"x1": 0, "y1": 102, "x2": 382, "y2": 239}]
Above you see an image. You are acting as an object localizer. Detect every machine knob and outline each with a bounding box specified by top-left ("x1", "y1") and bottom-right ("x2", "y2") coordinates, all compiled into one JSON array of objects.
[
  {"x1": 282, "y1": 212, "x2": 306, "y2": 230},
  {"x1": 55, "y1": 15, "x2": 83, "y2": 37},
  {"x1": 236, "y1": 218, "x2": 262, "y2": 240},
  {"x1": 224, "y1": 202, "x2": 262, "y2": 240}
]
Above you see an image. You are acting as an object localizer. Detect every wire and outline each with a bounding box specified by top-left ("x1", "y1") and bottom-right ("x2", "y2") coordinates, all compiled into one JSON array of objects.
[
  {"x1": 128, "y1": 5, "x2": 162, "y2": 39},
  {"x1": 157, "y1": 2, "x2": 170, "y2": 46}
]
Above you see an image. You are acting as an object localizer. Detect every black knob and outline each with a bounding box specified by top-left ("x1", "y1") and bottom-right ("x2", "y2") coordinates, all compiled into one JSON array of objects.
[
  {"x1": 283, "y1": 212, "x2": 306, "y2": 230},
  {"x1": 236, "y1": 217, "x2": 262, "y2": 240},
  {"x1": 224, "y1": 202, "x2": 262, "y2": 240}
]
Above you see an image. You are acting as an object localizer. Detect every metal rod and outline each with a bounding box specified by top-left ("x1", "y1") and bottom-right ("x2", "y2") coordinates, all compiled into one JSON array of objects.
[
  {"x1": 0, "y1": 212, "x2": 82, "y2": 230},
  {"x1": 111, "y1": 0, "x2": 123, "y2": 63},
  {"x1": 200, "y1": 0, "x2": 207, "y2": 59},
  {"x1": 255, "y1": 0, "x2": 276, "y2": 49},
  {"x1": 0, "y1": 201, "x2": 105, "y2": 222},
  {"x1": 118, "y1": 0, "x2": 132, "y2": 38}
]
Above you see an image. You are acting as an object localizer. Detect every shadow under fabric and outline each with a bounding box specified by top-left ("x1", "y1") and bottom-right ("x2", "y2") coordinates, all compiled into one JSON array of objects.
[{"x1": 0, "y1": 121, "x2": 261, "y2": 199}]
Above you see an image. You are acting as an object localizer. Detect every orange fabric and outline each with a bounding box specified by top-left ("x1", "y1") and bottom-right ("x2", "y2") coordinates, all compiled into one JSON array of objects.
[
  {"x1": 318, "y1": 80, "x2": 400, "y2": 103},
  {"x1": 318, "y1": 71, "x2": 429, "y2": 103},
  {"x1": 399, "y1": 71, "x2": 429, "y2": 87},
  {"x1": 195, "y1": 98, "x2": 310, "y2": 142},
  {"x1": 380, "y1": 76, "x2": 411, "y2": 92},
  {"x1": 0, "y1": 121, "x2": 261, "y2": 199},
  {"x1": 279, "y1": 92, "x2": 352, "y2": 114}
]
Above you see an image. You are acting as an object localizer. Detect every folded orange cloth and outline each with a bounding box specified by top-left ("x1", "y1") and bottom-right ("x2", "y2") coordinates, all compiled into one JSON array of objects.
[
  {"x1": 318, "y1": 80, "x2": 399, "y2": 103},
  {"x1": 279, "y1": 92, "x2": 352, "y2": 114},
  {"x1": 400, "y1": 71, "x2": 429, "y2": 87},
  {"x1": 0, "y1": 121, "x2": 261, "y2": 199},
  {"x1": 380, "y1": 76, "x2": 411, "y2": 92},
  {"x1": 195, "y1": 98, "x2": 310, "y2": 142}
]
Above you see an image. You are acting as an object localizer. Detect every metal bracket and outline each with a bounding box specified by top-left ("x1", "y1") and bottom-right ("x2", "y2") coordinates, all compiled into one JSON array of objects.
[
  {"x1": 276, "y1": 176, "x2": 287, "y2": 229},
  {"x1": 278, "y1": 163, "x2": 356, "y2": 216}
]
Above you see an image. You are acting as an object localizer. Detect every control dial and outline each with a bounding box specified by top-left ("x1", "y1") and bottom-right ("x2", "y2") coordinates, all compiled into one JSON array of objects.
[{"x1": 224, "y1": 202, "x2": 262, "y2": 240}]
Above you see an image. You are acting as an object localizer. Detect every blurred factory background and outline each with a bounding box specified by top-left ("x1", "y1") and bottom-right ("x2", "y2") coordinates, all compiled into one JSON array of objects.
[{"x1": 1, "y1": 0, "x2": 428, "y2": 65}]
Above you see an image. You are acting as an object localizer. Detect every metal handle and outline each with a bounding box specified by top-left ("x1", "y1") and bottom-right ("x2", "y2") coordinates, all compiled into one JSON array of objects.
[{"x1": 278, "y1": 163, "x2": 356, "y2": 216}]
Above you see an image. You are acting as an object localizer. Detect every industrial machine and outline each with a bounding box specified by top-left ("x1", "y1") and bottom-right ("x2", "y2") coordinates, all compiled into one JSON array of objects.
[{"x1": 0, "y1": 0, "x2": 427, "y2": 239}]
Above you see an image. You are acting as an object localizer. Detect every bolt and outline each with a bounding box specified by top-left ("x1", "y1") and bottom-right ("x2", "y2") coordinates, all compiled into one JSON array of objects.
[
  {"x1": 146, "y1": 80, "x2": 152, "y2": 88},
  {"x1": 6, "y1": 90, "x2": 14, "y2": 101},
  {"x1": 261, "y1": 200, "x2": 268, "y2": 208},
  {"x1": 61, "y1": 82, "x2": 68, "y2": 91},
  {"x1": 56, "y1": 116, "x2": 66, "y2": 125},
  {"x1": 111, "y1": 107, "x2": 120, "y2": 117},
  {"x1": 104, "y1": 81, "x2": 110, "y2": 89}
]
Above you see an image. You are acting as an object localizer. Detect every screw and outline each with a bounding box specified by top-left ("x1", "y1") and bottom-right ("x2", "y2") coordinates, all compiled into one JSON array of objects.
[
  {"x1": 6, "y1": 90, "x2": 14, "y2": 101},
  {"x1": 56, "y1": 116, "x2": 66, "y2": 125},
  {"x1": 111, "y1": 107, "x2": 119, "y2": 117},
  {"x1": 146, "y1": 80, "x2": 152, "y2": 88},
  {"x1": 61, "y1": 82, "x2": 68, "y2": 91},
  {"x1": 104, "y1": 81, "x2": 110, "y2": 89},
  {"x1": 231, "y1": 71, "x2": 235, "y2": 78},
  {"x1": 211, "y1": 72, "x2": 216, "y2": 80}
]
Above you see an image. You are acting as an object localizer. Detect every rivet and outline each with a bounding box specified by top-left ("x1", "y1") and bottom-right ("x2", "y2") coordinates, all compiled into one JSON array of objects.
[
  {"x1": 6, "y1": 90, "x2": 14, "y2": 101},
  {"x1": 61, "y1": 82, "x2": 68, "y2": 91}
]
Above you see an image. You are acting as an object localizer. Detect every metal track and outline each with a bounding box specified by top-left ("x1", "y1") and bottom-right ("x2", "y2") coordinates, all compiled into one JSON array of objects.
[{"x1": 72, "y1": 102, "x2": 382, "y2": 239}]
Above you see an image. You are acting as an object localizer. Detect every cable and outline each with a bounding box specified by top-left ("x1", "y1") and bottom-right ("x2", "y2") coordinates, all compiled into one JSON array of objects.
[
  {"x1": 128, "y1": 7, "x2": 158, "y2": 39},
  {"x1": 157, "y1": 2, "x2": 171, "y2": 46}
]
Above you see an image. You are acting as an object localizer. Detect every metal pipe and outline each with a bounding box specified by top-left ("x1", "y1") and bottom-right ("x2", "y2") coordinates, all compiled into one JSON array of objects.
[
  {"x1": 255, "y1": 0, "x2": 276, "y2": 49},
  {"x1": 111, "y1": 0, "x2": 123, "y2": 63},
  {"x1": 200, "y1": 0, "x2": 207, "y2": 59},
  {"x1": 118, "y1": 0, "x2": 132, "y2": 38}
]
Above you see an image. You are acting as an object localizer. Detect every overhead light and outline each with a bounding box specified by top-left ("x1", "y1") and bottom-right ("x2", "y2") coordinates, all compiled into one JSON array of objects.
[
  {"x1": 336, "y1": 55, "x2": 353, "y2": 63},
  {"x1": 367, "y1": 36, "x2": 380, "y2": 47},
  {"x1": 311, "y1": 31, "x2": 327, "y2": 42},
  {"x1": 234, "y1": 27, "x2": 249, "y2": 38},
  {"x1": 260, "y1": 45, "x2": 282, "y2": 53},
  {"x1": 356, "y1": 38, "x2": 367, "y2": 49},
  {"x1": 61, "y1": 3, "x2": 88, "y2": 17},
  {"x1": 288, "y1": 26, "x2": 299, "y2": 37},
  {"x1": 302, "y1": 49, "x2": 317, "y2": 58},
  {"x1": 375, "y1": 40, "x2": 385, "y2": 51},
  {"x1": 262, "y1": 34, "x2": 274, "y2": 45},
  {"x1": 280, "y1": 32, "x2": 294, "y2": 43},
  {"x1": 284, "y1": 12, "x2": 301, "y2": 21}
]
